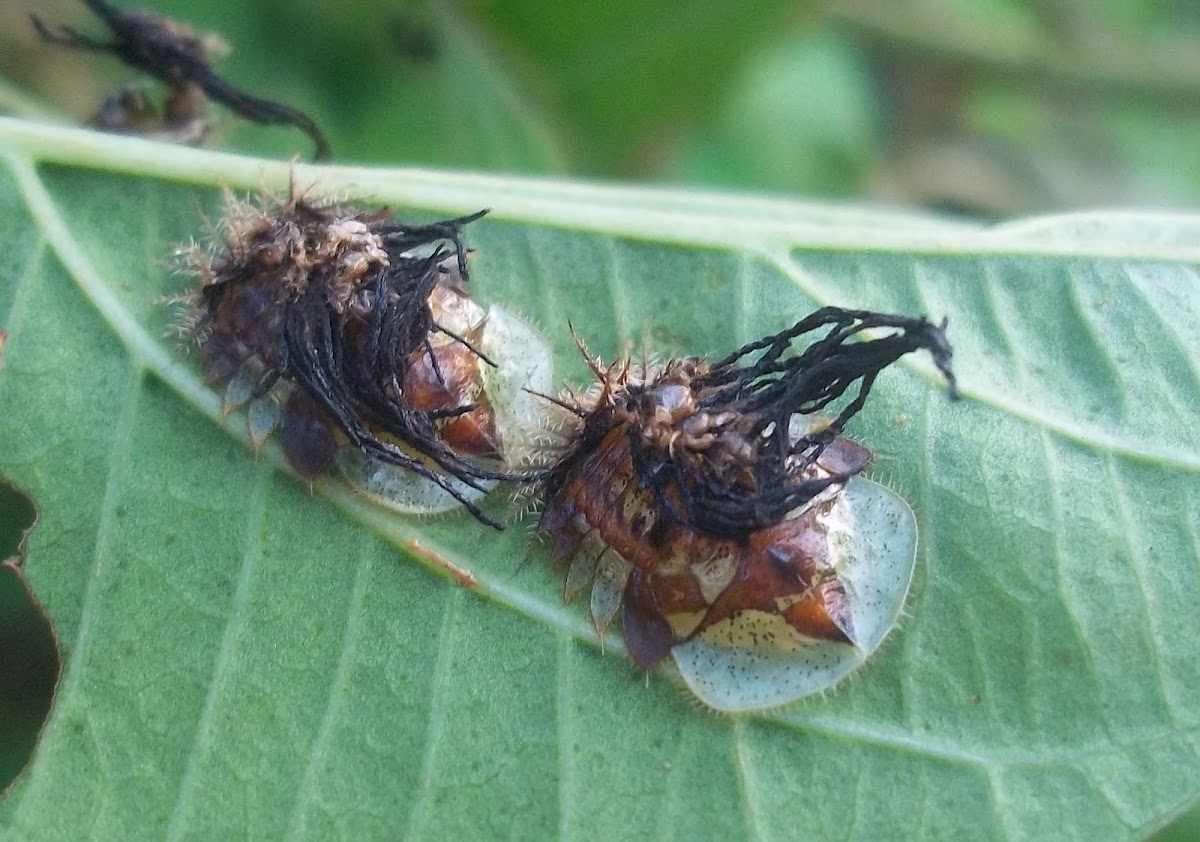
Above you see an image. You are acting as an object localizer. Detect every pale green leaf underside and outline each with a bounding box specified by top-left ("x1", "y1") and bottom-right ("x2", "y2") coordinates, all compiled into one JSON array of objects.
[{"x1": 0, "y1": 118, "x2": 1198, "y2": 841}]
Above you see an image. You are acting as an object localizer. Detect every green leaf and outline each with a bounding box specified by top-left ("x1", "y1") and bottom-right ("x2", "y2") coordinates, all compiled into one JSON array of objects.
[{"x1": 1, "y1": 118, "x2": 1198, "y2": 840}]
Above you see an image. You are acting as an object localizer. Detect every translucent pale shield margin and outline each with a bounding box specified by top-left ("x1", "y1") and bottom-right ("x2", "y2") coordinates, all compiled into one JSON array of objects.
[
  {"x1": 671, "y1": 476, "x2": 917, "y2": 712},
  {"x1": 335, "y1": 304, "x2": 553, "y2": 514}
]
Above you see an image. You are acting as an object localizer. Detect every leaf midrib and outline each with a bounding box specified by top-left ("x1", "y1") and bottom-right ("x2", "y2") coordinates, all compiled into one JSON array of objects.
[{"x1": 5, "y1": 118, "x2": 1200, "y2": 264}]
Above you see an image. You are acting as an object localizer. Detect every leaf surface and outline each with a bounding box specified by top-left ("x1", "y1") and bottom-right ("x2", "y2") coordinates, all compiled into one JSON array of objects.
[{"x1": 0, "y1": 119, "x2": 1198, "y2": 841}]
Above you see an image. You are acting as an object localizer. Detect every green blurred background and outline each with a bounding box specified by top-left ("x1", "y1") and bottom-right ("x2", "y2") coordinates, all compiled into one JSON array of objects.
[{"x1": 1, "y1": 0, "x2": 1198, "y2": 835}]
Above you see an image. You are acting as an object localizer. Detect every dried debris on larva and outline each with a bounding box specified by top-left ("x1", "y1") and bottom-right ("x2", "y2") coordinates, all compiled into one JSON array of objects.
[
  {"x1": 536, "y1": 307, "x2": 957, "y2": 711},
  {"x1": 173, "y1": 189, "x2": 551, "y2": 528},
  {"x1": 32, "y1": 0, "x2": 331, "y2": 158}
]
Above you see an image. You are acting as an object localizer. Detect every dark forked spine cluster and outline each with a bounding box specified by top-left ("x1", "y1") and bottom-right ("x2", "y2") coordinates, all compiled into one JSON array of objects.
[
  {"x1": 180, "y1": 194, "x2": 522, "y2": 527},
  {"x1": 548, "y1": 309, "x2": 958, "y2": 540}
]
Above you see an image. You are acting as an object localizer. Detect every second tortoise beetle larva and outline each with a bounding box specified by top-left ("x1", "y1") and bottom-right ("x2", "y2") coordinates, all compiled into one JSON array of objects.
[{"x1": 537, "y1": 307, "x2": 957, "y2": 711}]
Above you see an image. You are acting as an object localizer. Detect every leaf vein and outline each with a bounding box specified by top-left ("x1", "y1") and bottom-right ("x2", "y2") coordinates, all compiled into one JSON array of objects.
[
  {"x1": 284, "y1": 541, "x2": 373, "y2": 841},
  {"x1": 555, "y1": 632, "x2": 572, "y2": 842},
  {"x1": 731, "y1": 719, "x2": 763, "y2": 841},
  {"x1": 165, "y1": 465, "x2": 270, "y2": 842},
  {"x1": 1103, "y1": 457, "x2": 1176, "y2": 726},
  {"x1": 400, "y1": 589, "x2": 461, "y2": 840},
  {"x1": 0, "y1": 230, "x2": 48, "y2": 359},
  {"x1": 11, "y1": 363, "x2": 145, "y2": 824}
]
